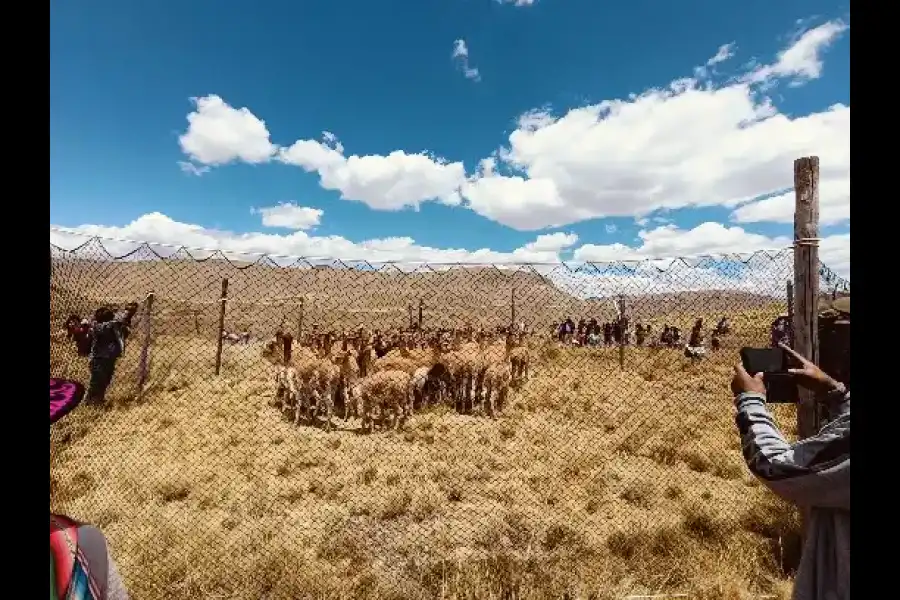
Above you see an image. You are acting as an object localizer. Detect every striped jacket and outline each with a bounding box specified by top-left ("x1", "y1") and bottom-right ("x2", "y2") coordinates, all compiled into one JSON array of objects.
[
  {"x1": 735, "y1": 389, "x2": 850, "y2": 600},
  {"x1": 50, "y1": 514, "x2": 129, "y2": 600}
]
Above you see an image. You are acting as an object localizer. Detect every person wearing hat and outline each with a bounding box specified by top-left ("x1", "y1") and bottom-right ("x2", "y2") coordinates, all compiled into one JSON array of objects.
[
  {"x1": 86, "y1": 302, "x2": 138, "y2": 405},
  {"x1": 50, "y1": 378, "x2": 130, "y2": 599},
  {"x1": 730, "y1": 308, "x2": 850, "y2": 600}
]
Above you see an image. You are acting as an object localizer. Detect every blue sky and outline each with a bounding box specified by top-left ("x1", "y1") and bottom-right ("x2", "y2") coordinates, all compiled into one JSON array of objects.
[{"x1": 50, "y1": 0, "x2": 850, "y2": 278}]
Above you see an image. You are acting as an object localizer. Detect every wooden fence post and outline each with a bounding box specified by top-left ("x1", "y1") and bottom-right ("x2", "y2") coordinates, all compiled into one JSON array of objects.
[
  {"x1": 793, "y1": 156, "x2": 822, "y2": 547},
  {"x1": 214, "y1": 278, "x2": 229, "y2": 375},
  {"x1": 418, "y1": 298, "x2": 424, "y2": 330},
  {"x1": 408, "y1": 303, "x2": 414, "y2": 330},
  {"x1": 511, "y1": 287, "x2": 517, "y2": 328},
  {"x1": 792, "y1": 156, "x2": 821, "y2": 439},
  {"x1": 618, "y1": 295, "x2": 626, "y2": 370},
  {"x1": 136, "y1": 292, "x2": 154, "y2": 400},
  {"x1": 786, "y1": 280, "x2": 794, "y2": 324}
]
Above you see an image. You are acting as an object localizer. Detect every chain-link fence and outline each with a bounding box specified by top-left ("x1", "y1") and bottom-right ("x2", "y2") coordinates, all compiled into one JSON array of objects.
[{"x1": 49, "y1": 235, "x2": 850, "y2": 600}]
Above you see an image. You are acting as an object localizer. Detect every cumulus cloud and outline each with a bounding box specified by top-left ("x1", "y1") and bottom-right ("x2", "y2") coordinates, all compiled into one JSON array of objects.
[
  {"x1": 278, "y1": 132, "x2": 465, "y2": 210},
  {"x1": 496, "y1": 0, "x2": 537, "y2": 6},
  {"x1": 251, "y1": 204, "x2": 323, "y2": 230},
  {"x1": 573, "y1": 222, "x2": 792, "y2": 262},
  {"x1": 451, "y1": 39, "x2": 481, "y2": 81},
  {"x1": 178, "y1": 95, "x2": 276, "y2": 170},
  {"x1": 463, "y1": 19, "x2": 849, "y2": 230},
  {"x1": 175, "y1": 20, "x2": 849, "y2": 231},
  {"x1": 48, "y1": 214, "x2": 848, "y2": 299},
  {"x1": 50, "y1": 213, "x2": 579, "y2": 266}
]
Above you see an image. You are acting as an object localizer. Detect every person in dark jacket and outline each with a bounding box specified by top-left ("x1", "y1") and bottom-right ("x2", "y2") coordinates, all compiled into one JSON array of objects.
[
  {"x1": 86, "y1": 303, "x2": 138, "y2": 404},
  {"x1": 730, "y1": 298, "x2": 850, "y2": 600}
]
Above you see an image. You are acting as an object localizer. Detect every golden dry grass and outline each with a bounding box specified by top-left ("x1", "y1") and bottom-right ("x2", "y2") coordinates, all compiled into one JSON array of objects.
[{"x1": 50, "y1": 306, "x2": 802, "y2": 600}]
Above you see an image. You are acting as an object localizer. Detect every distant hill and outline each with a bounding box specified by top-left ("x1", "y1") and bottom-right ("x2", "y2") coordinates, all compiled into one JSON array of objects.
[{"x1": 50, "y1": 258, "x2": 785, "y2": 335}]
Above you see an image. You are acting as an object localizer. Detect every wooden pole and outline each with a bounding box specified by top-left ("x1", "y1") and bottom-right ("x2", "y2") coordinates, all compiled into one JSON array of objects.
[
  {"x1": 618, "y1": 295, "x2": 626, "y2": 370},
  {"x1": 214, "y1": 278, "x2": 229, "y2": 375},
  {"x1": 418, "y1": 298, "x2": 424, "y2": 330},
  {"x1": 792, "y1": 156, "x2": 820, "y2": 439},
  {"x1": 136, "y1": 292, "x2": 154, "y2": 400},
  {"x1": 793, "y1": 156, "x2": 821, "y2": 545},
  {"x1": 786, "y1": 280, "x2": 794, "y2": 323},
  {"x1": 511, "y1": 287, "x2": 517, "y2": 328}
]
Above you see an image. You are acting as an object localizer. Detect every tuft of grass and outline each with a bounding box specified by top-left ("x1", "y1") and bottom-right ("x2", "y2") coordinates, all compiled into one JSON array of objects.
[
  {"x1": 682, "y1": 504, "x2": 729, "y2": 546},
  {"x1": 155, "y1": 479, "x2": 191, "y2": 504},
  {"x1": 682, "y1": 447, "x2": 714, "y2": 473},
  {"x1": 620, "y1": 480, "x2": 656, "y2": 509},
  {"x1": 378, "y1": 490, "x2": 412, "y2": 520}
]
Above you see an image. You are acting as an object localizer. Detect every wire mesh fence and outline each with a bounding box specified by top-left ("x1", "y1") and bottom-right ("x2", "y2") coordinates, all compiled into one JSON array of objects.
[{"x1": 49, "y1": 234, "x2": 849, "y2": 600}]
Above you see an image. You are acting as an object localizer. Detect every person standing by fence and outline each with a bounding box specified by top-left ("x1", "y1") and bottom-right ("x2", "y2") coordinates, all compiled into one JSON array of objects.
[
  {"x1": 730, "y1": 298, "x2": 850, "y2": 600},
  {"x1": 86, "y1": 302, "x2": 138, "y2": 405}
]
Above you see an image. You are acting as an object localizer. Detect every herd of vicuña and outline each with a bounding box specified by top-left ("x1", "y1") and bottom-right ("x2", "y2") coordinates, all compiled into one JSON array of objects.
[{"x1": 263, "y1": 327, "x2": 531, "y2": 433}]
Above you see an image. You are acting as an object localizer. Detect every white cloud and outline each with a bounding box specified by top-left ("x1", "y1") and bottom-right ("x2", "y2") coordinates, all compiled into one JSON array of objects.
[
  {"x1": 49, "y1": 212, "x2": 578, "y2": 267},
  {"x1": 451, "y1": 39, "x2": 469, "y2": 60},
  {"x1": 604, "y1": 223, "x2": 617, "y2": 234},
  {"x1": 708, "y1": 43, "x2": 736, "y2": 66},
  {"x1": 278, "y1": 132, "x2": 465, "y2": 210},
  {"x1": 178, "y1": 95, "x2": 276, "y2": 169},
  {"x1": 573, "y1": 222, "x2": 792, "y2": 262},
  {"x1": 452, "y1": 39, "x2": 480, "y2": 81},
  {"x1": 730, "y1": 173, "x2": 849, "y2": 225},
  {"x1": 744, "y1": 20, "x2": 848, "y2": 85},
  {"x1": 520, "y1": 232, "x2": 579, "y2": 254},
  {"x1": 820, "y1": 233, "x2": 850, "y2": 278},
  {"x1": 48, "y1": 215, "x2": 848, "y2": 300},
  {"x1": 496, "y1": 0, "x2": 537, "y2": 6},
  {"x1": 694, "y1": 43, "x2": 736, "y2": 78},
  {"x1": 177, "y1": 161, "x2": 211, "y2": 177},
  {"x1": 174, "y1": 20, "x2": 849, "y2": 231},
  {"x1": 463, "y1": 19, "x2": 849, "y2": 230},
  {"x1": 251, "y1": 204, "x2": 323, "y2": 230}
]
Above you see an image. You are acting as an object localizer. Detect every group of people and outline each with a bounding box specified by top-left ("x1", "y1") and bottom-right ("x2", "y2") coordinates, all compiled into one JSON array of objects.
[
  {"x1": 49, "y1": 296, "x2": 850, "y2": 599},
  {"x1": 553, "y1": 315, "x2": 730, "y2": 354},
  {"x1": 553, "y1": 316, "x2": 632, "y2": 346}
]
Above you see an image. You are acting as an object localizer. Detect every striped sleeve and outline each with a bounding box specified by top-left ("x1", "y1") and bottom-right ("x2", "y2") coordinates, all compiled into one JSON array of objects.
[{"x1": 734, "y1": 391, "x2": 850, "y2": 510}]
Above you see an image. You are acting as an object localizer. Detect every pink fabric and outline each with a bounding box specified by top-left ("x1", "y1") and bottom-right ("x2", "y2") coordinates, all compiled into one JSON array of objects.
[{"x1": 50, "y1": 378, "x2": 85, "y2": 424}]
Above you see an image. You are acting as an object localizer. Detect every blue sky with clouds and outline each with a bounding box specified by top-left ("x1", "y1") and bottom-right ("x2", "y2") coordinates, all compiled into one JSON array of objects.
[{"x1": 50, "y1": 0, "x2": 850, "y2": 277}]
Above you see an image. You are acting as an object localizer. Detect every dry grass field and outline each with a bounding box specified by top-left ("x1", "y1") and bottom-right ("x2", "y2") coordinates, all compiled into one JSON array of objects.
[
  {"x1": 50, "y1": 289, "x2": 803, "y2": 600},
  {"x1": 48, "y1": 251, "x2": 812, "y2": 599}
]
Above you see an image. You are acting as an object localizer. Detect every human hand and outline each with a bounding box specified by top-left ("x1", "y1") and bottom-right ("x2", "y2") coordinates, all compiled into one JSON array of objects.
[
  {"x1": 778, "y1": 342, "x2": 842, "y2": 394},
  {"x1": 731, "y1": 364, "x2": 766, "y2": 397}
]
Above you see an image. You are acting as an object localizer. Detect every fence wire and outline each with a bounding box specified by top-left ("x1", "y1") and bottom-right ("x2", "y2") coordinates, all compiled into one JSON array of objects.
[{"x1": 49, "y1": 235, "x2": 850, "y2": 600}]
